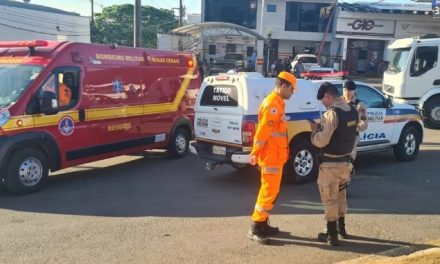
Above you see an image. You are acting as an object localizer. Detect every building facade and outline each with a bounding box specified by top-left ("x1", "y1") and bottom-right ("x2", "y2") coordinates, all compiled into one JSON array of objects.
[
  {"x1": 201, "y1": 0, "x2": 439, "y2": 75},
  {"x1": 0, "y1": 0, "x2": 90, "y2": 43}
]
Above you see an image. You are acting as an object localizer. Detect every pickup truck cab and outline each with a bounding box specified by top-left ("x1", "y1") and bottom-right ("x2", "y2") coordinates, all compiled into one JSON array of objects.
[{"x1": 190, "y1": 72, "x2": 423, "y2": 183}]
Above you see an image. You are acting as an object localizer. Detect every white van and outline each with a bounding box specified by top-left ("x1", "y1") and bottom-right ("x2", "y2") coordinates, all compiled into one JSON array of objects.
[
  {"x1": 190, "y1": 72, "x2": 424, "y2": 183},
  {"x1": 383, "y1": 36, "x2": 440, "y2": 129}
]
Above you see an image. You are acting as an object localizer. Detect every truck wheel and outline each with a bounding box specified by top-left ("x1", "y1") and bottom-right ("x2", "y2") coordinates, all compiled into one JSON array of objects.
[
  {"x1": 4, "y1": 149, "x2": 49, "y2": 194},
  {"x1": 168, "y1": 127, "x2": 189, "y2": 158},
  {"x1": 393, "y1": 126, "x2": 420, "y2": 162},
  {"x1": 424, "y1": 97, "x2": 440, "y2": 129},
  {"x1": 285, "y1": 140, "x2": 319, "y2": 184}
]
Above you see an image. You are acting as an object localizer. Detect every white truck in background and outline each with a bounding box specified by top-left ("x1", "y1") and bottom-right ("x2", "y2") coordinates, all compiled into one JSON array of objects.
[{"x1": 383, "y1": 36, "x2": 440, "y2": 129}]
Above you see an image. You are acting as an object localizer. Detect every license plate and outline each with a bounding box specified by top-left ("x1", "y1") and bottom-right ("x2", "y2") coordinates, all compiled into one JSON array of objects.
[{"x1": 212, "y1": 145, "x2": 226, "y2": 155}]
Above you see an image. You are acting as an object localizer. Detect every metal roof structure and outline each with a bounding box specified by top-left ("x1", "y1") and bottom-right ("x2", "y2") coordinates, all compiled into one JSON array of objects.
[
  {"x1": 0, "y1": 0, "x2": 80, "y2": 16},
  {"x1": 339, "y1": 2, "x2": 432, "y2": 15},
  {"x1": 171, "y1": 22, "x2": 267, "y2": 42}
]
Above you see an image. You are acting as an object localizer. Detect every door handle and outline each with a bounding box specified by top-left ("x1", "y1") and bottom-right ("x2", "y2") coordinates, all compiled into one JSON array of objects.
[
  {"x1": 433, "y1": 79, "x2": 440, "y2": 86},
  {"x1": 78, "y1": 109, "x2": 85, "y2": 122}
]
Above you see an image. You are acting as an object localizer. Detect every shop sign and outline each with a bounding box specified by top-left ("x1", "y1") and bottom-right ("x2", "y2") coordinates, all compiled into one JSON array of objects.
[
  {"x1": 348, "y1": 19, "x2": 383, "y2": 31},
  {"x1": 336, "y1": 18, "x2": 394, "y2": 36},
  {"x1": 396, "y1": 21, "x2": 440, "y2": 38}
]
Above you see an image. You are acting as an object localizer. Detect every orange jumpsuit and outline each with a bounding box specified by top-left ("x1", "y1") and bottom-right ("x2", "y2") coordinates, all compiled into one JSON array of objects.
[{"x1": 251, "y1": 91, "x2": 289, "y2": 222}]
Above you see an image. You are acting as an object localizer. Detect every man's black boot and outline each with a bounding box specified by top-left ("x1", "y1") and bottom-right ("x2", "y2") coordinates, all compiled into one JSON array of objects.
[
  {"x1": 247, "y1": 222, "x2": 268, "y2": 244},
  {"x1": 318, "y1": 221, "x2": 339, "y2": 246},
  {"x1": 337, "y1": 217, "x2": 348, "y2": 239},
  {"x1": 260, "y1": 219, "x2": 280, "y2": 236}
]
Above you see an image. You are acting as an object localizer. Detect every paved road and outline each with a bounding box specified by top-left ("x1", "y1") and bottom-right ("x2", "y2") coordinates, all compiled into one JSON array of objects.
[{"x1": 0, "y1": 129, "x2": 439, "y2": 264}]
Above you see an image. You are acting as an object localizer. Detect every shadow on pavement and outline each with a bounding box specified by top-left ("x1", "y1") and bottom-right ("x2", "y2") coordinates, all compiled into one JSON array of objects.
[
  {"x1": 0, "y1": 145, "x2": 439, "y2": 218},
  {"x1": 267, "y1": 232, "x2": 435, "y2": 255}
]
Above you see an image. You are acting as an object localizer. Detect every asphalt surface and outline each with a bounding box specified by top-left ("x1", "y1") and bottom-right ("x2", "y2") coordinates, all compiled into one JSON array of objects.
[{"x1": 0, "y1": 129, "x2": 439, "y2": 264}]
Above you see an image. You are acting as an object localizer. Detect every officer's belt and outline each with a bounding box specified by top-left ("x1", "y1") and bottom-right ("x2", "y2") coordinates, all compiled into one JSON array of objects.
[{"x1": 321, "y1": 155, "x2": 350, "y2": 163}]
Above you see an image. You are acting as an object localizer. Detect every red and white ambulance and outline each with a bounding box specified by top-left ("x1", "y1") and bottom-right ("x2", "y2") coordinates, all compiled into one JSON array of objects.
[{"x1": 0, "y1": 40, "x2": 200, "y2": 194}]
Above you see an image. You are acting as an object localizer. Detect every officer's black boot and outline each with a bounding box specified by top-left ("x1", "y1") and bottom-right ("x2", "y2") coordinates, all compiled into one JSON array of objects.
[
  {"x1": 337, "y1": 217, "x2": 348, "y2": 239},
  {"x1": 247, "y1": 222, "x2": 268, "y2": 244},
  {"x1": 318, "y1": 221, "x2": 339, "y2": 246},
  {"x1": 260, "y1": 218, "x2": 280, "y2": 236}
]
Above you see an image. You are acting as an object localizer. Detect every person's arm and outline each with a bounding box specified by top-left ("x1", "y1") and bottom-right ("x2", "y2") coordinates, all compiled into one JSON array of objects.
[
  {"x1": 357, "y1": 102, "x2": 368, "y2": 132},
  {"x1": 311, "y1": 110, "x2": 338, "y2": 148},
  {"x1": 250, "y1": 104, "x2": 280, "y2": 157}
]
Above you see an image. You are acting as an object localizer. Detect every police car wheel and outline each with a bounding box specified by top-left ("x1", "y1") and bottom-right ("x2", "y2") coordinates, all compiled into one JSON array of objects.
[
  {"x1": 424, "y1": 97, "x2": 440, "y2": 129},
  {"x1": 393, "y1": 126, "x2": 420, "y2": 162},
  {"x1": 168, "y1": 128, "x2": 189, "y2": 158},
  {"x1": 285, "y1": 139, "x2": 319, "y2": 184},
  {"x1": 4, "y1": 148, "x2": 49, "y2": 194}
]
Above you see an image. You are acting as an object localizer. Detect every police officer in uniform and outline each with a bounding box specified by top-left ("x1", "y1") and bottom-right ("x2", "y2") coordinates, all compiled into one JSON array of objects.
[
  {"x1": 248, "y1": 71, "x2": 297, "y2": 244},
  {"x1": 309, "y1": 82, "x2": 358, "y2": 246},
  {"x1": 341, "y1": 79, "x2": 368, "y2": 160}
]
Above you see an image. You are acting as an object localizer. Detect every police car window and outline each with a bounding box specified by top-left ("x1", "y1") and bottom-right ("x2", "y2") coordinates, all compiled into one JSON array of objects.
[
  {"x1": 356, "y1": 85, "x2": 385, "y2": 108},
  {"x1": 200, "y1": 85, "x2": 238, "y2": 107}
]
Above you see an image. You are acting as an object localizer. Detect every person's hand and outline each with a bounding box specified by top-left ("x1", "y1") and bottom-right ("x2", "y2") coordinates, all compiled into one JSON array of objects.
[
  {"x1": 309, "y1": 122, "x2": 320, "y2": 131},
  {"x1": 250, "y1": 155, "x2": 257, "y2": 166}
]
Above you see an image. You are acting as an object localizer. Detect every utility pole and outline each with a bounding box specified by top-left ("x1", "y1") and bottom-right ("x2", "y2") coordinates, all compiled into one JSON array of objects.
[
  {"x1": 90, "y1": 0, "x2": 94, "y2": 24},
  {"x1": 134, "y1": 0, "x2": 142, "y2": 47},
  {"x1": 179, "y1": 0, "x2": 183, "y2": 27}
]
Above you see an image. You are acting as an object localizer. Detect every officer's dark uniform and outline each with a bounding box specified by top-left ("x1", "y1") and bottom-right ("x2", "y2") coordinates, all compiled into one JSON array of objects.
[{"x1": 311, "y1": 83, "x2": 358, "y2": 246}]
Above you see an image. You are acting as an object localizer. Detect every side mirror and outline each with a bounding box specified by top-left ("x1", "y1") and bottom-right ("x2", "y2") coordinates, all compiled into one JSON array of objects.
[
  {"x1": 385, "y1": 98, "x2": 393, "y2": 108},
  {"x1": 38, "y1": 91, "x2": 59, "y2": 115}
]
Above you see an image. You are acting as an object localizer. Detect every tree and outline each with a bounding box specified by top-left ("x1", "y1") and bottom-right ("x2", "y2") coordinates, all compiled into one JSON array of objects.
[{"x1": 93, "y1": 4, "x2": 178, "y2": 48}]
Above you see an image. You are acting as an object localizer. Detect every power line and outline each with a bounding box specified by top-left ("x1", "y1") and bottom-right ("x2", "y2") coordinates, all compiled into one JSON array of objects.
[
  {"x1": 0, "y1": 16, "x2": 90, "y2": 34},
  {"x1": 0, "y1": 22, "x2": 90, "y2": 36},
  {"x1": 0, "y1": 10, "x2": 90, "y2": 28}
]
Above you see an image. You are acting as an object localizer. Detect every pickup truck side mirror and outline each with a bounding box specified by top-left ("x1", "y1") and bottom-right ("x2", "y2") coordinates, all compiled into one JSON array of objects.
[{"x1": 38, "y1": 91, "x2": 59, "y2": 115}]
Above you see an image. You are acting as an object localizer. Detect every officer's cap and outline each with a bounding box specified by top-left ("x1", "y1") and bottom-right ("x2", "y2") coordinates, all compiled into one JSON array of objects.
[
  {"x1": 343, "y1": 79, "x2": 356, "y2": 91},
  {"x1": 317, "y1": 82, "x2": 338, "y2": 100},
  {"x1": 277, "y1": 71, "x2": 297, "y2": 90}
]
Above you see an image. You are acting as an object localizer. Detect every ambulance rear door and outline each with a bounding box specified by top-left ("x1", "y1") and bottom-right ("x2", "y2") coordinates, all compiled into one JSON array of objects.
[{"x1": 194, "y1": 76, "x2": 244, "y2": 145}]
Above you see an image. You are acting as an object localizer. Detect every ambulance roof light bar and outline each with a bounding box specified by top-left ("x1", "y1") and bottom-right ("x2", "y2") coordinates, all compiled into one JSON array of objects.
[{"x1": 0, "y1": 40, "x2": 49, "y2": 56}]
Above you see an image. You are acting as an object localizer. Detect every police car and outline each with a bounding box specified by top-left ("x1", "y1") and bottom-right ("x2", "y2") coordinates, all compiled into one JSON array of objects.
[{"x1": 189, "y1": 72, "x2": 424, "y2": 183}]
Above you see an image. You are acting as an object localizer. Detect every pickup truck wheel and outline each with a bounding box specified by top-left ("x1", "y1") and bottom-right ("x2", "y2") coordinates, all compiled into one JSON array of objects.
[
  {"x1": 424, "y1": 97, "x2": 440, "y2": 129},
  {"x1": 285, "y1": 140, "x2": 319, "y2": 184},
  {"x1": 4, "y1": 149, "x2": 49, "y2": 194},
  {"x1": 393, "y1": 126, "x2": 420, "y2": 161},
  {"x1": 168, "y1": 128, "x2": 189, "y2": 158}
]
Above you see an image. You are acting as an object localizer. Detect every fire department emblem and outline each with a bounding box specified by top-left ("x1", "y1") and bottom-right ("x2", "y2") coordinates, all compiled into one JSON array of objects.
[{"x1": 59, "y1": 116, "x2": 75, "y2": 136}]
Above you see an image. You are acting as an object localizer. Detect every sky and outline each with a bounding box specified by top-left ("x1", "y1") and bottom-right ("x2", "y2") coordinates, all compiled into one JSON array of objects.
[
  {"x1": 27, "y1": 0, "x2": 419, "y2": 17},
  {"x1": 29, "y1": 0, "x2": 202, "y2": 17}
]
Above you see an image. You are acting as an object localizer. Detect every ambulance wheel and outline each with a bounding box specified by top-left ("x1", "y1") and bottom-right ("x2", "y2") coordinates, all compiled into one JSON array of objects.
[
  {"x1": 393, "y1": 126, "x2": 420, "y2": 162},
  {"x1": 4, "y1": 148, "x2": 49, "y2": 194},
  {"x1": 424, "y1": 97, "x2": 440, "y2": 129},
  {"x1": 285, "y1": 139, "x2": 319, "y2": 184},
  {"x1": 168, "y1": 127, "x2": 189, "y2": 158}
]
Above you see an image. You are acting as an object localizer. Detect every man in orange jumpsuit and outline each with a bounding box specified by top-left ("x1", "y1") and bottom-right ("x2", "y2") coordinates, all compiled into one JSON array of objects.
[
  {"x1": 59, "y1": 73, "x2": 73, "y2": 107},
  {"x1": 248, "y1": 71, "x2": 297, "y2": 244}
]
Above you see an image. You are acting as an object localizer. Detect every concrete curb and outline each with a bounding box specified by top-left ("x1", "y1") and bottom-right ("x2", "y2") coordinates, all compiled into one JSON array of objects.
[{"x1": 337, "y1": 241, "x2": 440, "y2": 264}]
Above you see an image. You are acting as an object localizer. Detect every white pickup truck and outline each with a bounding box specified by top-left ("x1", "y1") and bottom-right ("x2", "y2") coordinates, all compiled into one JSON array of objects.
[{"x1": 190, "y1": 72, "x2": 424, "y2": 183}]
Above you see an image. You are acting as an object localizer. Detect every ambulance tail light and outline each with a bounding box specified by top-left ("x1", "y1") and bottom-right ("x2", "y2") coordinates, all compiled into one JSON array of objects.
[
  {"x1": 187, "y1": 58, "x2": 194, "y2": 69},
  {"x1": 242, "y1": 120, "x2": 256, "y2": 146}
]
